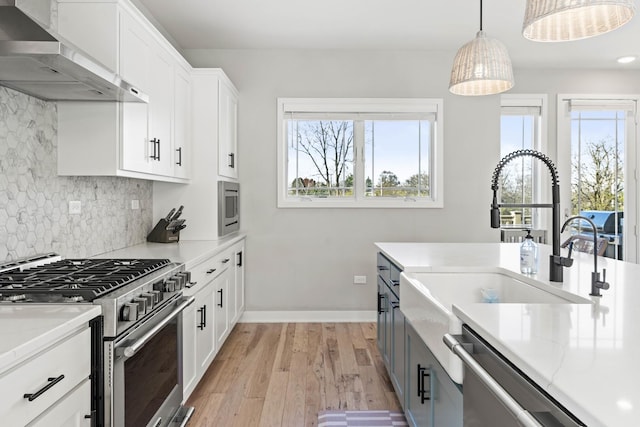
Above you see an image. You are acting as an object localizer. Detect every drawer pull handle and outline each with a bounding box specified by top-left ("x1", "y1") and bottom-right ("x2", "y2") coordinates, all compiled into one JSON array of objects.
[
  {"x1": 222, "y1": 258, "x2": 230, "y2": 264},
  {"x1": 377, "y1": 266, "x2": 389, "y2": 271},
  {"x1": 24, "y1": 375, "x2": 65, "y2": 401},
  {"x1": 206, "y1": 269, "x2": 216, "y2": 274}
]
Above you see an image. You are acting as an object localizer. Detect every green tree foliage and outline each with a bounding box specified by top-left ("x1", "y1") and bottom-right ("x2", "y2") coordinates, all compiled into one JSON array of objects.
[{"x1": 404, "y1": 173, "x2": 430, "y2": 196}]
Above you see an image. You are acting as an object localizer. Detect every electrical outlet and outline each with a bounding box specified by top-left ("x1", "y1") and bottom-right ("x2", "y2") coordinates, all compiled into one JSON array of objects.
[
  {"x1": 131, "y1": 199, "x2": 140, "y2": 210},
  {"x1": 69, "y1": 200, "x2": 81, "y2": 215},
  {"x1": 353, "y1": 275, "x2": 367, "y2": 284}
]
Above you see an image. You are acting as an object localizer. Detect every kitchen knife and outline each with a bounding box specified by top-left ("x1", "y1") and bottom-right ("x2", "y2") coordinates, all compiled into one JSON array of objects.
[
  {"x1": 170, "y1": 205, "x2": 184, "y2": 221},
  {"x1": 164, "y1": 208, "x2": 176, "y2": 222}
]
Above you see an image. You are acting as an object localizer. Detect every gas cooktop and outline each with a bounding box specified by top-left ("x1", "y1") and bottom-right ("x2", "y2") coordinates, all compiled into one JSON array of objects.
[{"x1": 0, "y1": 258, "x2": 172, "y2": 303}]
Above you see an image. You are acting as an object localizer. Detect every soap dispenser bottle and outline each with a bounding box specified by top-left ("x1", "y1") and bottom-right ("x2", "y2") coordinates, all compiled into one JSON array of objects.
[{"x1": 520, "y1": 230, "x2": 539, "y2": 274}]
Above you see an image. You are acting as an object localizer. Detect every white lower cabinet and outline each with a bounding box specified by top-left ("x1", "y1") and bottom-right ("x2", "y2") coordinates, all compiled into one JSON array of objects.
[
  {"x1": 214, "y1": 254, "x2": 232, "y2": 350},
  {"x1": 182, "y1": 238, "x2": 246, "y2": 400},
  {"x1": 182, "y1": 277, "x2": 217, "y2": 399},
  {"x1": 0, "y1": 327, "x2": 92, "y2": 427},
  {"x1": 27, "y1": 380, "x2": 91, "y2": 427}
]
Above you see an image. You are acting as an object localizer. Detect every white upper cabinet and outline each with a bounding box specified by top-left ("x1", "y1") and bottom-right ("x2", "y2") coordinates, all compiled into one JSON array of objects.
[
  {"x1": 173, "y1": 65, "x2": 191, "y2": 179},
  {"x1": 56, "y1": 0, "x2": 192, "y2": 183},
  {"x1": 218, "y1": 80, "x2": 239, "y2": 179}
]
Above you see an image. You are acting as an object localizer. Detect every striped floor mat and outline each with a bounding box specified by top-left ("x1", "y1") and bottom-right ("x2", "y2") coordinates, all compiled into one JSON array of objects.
[{"x1": 318, "y1": 410, "x2": 408, "y2": 427}]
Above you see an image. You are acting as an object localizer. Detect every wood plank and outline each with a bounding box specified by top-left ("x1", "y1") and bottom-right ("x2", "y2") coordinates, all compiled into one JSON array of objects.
[
  {"x1": 258, "y1": 371, "x2": 289, "y2": 427},
  {"x1": 276, "y1": 323, "x2": 296, "y2": 372},
  {"x1": 348, "y1": 322, "x2": 369, "y2": 349},
  {"x1": 336, "y1": 323, "x2": 359, "y2": 375},
  {"x1": 304, "y1": 323, "x2": 323, "y2": 426},
  {"x1": 246, "y1": 324, "x2": 281, "y2": 398},
  {"x1": 232, "y1": 397, "x2": 264, "y2": 427},
  {"x1": 186, "y1": 392, "x2": 224, "y2": 427},
  {"x1": 281, "y1": 350, "x2": 308, "y2": 426}
]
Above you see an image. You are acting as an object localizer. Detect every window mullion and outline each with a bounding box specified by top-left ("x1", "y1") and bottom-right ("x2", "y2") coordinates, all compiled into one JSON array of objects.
[{"x1": 353, "y1": 120, "x2": 365, "y2": 201}]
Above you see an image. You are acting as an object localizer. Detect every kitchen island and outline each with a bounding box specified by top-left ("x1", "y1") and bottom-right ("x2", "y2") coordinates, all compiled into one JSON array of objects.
[{"x1": 376, "y1": 242, "x2": 638, "y2": 427}]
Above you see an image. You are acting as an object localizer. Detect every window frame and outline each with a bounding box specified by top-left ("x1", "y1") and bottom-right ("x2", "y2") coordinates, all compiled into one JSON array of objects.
[
  {"x1": 499, "y1": 94, "x2": 549, "y2": 234},
  {"x1": 276, "y1": 98, "x2": 444, "y2": 208},
  {"x1": 557, "y1": 94, "x2": 639, "y2": 263}
]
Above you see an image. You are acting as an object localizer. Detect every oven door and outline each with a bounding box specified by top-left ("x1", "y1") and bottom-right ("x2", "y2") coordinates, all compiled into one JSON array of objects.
[{"x1": 108, "y1": 295, "x2": 194, "y2": 427}]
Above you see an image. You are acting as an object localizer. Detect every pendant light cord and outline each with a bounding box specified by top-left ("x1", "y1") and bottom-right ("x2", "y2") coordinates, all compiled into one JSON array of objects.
[{"x1": 480, "y1": 0, "x2": 483, "y2": 31}]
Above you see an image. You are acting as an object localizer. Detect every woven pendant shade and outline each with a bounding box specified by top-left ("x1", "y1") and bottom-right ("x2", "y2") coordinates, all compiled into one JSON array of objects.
[
  {"x1": 523, "y1": 0, "x2": 636, "y2": 41},
  {"x1": 449, "y1": 31, "x2": 515, "y2": 96}
]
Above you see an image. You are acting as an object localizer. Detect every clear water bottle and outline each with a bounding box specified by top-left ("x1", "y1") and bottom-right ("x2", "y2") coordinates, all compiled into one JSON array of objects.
[{"x1": 520, "y1": 230, "x2": 539, "y2": 274}]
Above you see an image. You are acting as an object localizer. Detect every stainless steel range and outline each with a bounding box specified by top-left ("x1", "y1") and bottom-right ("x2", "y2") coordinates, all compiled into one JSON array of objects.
[{"x1": 0, "y1": 254, "x2": 195, "y2": 427}]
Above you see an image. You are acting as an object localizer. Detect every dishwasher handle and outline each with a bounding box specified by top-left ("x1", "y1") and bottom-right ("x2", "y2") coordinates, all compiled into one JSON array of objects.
[{"x1": 443, "y1": 334, "x2": 543, "y2": 427}]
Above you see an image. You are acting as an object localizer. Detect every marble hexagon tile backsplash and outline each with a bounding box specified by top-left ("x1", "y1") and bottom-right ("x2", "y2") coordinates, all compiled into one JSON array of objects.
[{"x1": 0, "y1": 87, "x2": 153, "y2": 262}]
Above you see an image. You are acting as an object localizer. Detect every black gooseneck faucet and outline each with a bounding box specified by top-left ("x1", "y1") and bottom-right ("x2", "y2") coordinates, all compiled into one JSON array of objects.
[
  {"x1": 490, "y1": 149, "x2": 573, "y2": 282},
  {"x1": 561, "y1": 215, "x2": 610, "y2": 297}
]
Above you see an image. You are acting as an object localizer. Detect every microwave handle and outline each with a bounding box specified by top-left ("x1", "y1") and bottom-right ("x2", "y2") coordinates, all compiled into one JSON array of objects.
[
  {"x1": 117, "y1": 296, "x2": 195, "y2": 359},
  {"x1": 443, "y1": 334, "x2": 543, "y2": 427}
]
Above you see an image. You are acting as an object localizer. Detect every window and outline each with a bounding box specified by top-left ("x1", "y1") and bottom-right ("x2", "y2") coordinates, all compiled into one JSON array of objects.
[
  {"x1": 499, "y1": 95, "x2": 548, "y2": 241},
  {"x1": 277, "y1": 98, "x2": 443, "y2": 208},
  {"x1": 558, "y1": 96, "x2": 638, "y2": 262}
]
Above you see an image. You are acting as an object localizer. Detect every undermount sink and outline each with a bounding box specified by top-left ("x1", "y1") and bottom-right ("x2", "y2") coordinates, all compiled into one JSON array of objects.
[{"x1": 400, "y1": 270, "x2": 591, "y2": 384}]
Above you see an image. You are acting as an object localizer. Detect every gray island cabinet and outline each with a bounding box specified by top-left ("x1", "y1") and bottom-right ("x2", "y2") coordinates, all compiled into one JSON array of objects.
[{"x1": 376, "y1": 251, "x2": 462, "y2": 427}]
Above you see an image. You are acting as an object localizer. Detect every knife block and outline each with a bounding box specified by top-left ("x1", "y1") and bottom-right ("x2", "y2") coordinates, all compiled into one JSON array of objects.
[{"x1": 147, "y1": 219, "x2": 180, "y2": 243}]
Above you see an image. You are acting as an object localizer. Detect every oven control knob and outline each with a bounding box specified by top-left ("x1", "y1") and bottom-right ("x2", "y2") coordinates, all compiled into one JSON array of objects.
[
  {"x1": 153, "y1": 281, "x2": 165, "y2": 292},
  {"x1": 132, "y1": 297, "x2": 147, "y2": 316},
  {"x1": 140, "y1": 293, "x2": 155, "y2": 310},
  {"x1": 181, "y1": 271, "x2": 192, "y2": 284},
  {"x1": 173, "y1": 275, "x2": 185, "y2": 290},
  {"x1": 150, "y1": 290, "x2": 162, "y2": 303},
  {"x1": 163, "y1": 280, "x2": 176, "y2": 293},
  {"x1": 121, "y1": 302, "x2": 139, "y2": 322}
]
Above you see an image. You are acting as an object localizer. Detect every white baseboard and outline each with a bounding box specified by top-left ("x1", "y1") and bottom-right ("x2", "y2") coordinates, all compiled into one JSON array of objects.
[{"x1": 239, "y1": 310, "x2": 376, "y2": 323}]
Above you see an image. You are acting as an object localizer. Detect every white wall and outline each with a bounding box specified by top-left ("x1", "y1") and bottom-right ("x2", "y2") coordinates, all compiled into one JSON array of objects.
[{"x1": 184, "y1": 48, "x2": 640, "y2": 313}]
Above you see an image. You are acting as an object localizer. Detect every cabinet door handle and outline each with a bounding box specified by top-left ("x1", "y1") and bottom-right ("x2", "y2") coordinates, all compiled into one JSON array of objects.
[
  {"x1": 150, "y1": 138, "x2": 161, "y2": 161},
  {"x1": 417, "y1": 364, "x2": 430, "y2": 404},
  {"x1": 149, "y1": 138, "x2": 157, "y2": 160},
  {"x1": 24, "y1": 375, "x2": 65, "y2": 401},
  {"x1": 176, "y1": 147, "x2": 182, "y2": 166},
  {"x1": 218, "y1": 288, "x2": 224, "y2": 307},
  {"x1": 237, "y1": 251, "x2": 243, "y2": 267},
  {"x1": 197, "y1": 305, "x2": 206, "y2": 330},
  {"x1": 228, "y1": 153, "x2": 235, "y2": 168},
  {"x1": 377, "y1": 293, "x2": 383, "y2": 314}
]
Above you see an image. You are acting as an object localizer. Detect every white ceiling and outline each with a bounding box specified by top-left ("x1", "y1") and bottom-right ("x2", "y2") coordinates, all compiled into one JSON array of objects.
[{"x1": 134, "y1": 0, "x2": 640, "y2": 69}]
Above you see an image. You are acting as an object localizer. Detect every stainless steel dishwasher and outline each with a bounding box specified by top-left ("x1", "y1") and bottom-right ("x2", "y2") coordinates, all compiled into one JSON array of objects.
[{"x1": 444, "y1": 326, "x2": 586, "y2": 427}]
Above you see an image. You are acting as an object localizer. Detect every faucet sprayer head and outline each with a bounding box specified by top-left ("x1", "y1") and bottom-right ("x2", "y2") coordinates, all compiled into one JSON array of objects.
[{"x1": 491, "y1": 191, "x2": 500, "y2": 228}]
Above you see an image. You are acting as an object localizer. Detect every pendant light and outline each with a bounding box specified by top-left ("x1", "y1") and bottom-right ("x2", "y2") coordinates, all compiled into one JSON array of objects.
[
  {"x1": 449, "y1": 0, "x2": 514, "y2": 96},
  {"x1": 523, "y1": 0, "x2": 636, "y2": 42}
]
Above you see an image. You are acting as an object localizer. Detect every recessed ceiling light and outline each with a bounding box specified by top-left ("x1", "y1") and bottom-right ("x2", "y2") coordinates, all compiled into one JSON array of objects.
[{"x1": 617, "y1": 56, "x2": 637, "y2": 64}]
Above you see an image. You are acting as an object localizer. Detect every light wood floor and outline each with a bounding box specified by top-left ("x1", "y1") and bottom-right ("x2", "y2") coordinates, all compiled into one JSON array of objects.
[{"x1": 186, "y1": 322, "x2": 401, "y2": 427}]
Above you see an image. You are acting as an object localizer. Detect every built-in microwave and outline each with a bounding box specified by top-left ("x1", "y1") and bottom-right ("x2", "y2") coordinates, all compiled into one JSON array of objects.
[{"x1": 219, "y1": 181, "x2": 239, "y2": 236}]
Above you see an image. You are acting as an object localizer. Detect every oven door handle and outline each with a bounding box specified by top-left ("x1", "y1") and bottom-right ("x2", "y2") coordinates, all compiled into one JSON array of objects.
[
  {"x1": 443, "y1": 334, "x2": 543, "y2": 427},
  {"x1": 118, "y1": 296, "x2": 195, "y2": 359}
]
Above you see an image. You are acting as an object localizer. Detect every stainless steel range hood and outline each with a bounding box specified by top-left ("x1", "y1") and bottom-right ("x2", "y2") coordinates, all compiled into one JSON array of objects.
[{"x1": 0, "y1": 0, "x2": 148, "y2": 102}]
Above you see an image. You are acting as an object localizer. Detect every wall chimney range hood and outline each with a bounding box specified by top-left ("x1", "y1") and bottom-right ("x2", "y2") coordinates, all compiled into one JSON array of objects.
[{"x1": 0, "y1": 0, "x2": 148, "y2": 102}]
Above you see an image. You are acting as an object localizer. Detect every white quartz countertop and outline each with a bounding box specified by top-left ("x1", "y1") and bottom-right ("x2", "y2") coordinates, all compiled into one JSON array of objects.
[
  {"x1": 0, "y1": 305, "x2": 101, "y2": 372},
  {"x1": 92, "y1": 234, "x2": 245, "y2": 268},
  {"x1": 376, "y1": 242, "x2": 638, "y2": 427}
]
